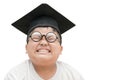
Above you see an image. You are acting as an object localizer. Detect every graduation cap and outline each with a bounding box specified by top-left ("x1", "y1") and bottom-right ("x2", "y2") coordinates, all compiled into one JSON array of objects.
[{"x1": 12, "y1": 3, "x2": 75, "y2": 35}]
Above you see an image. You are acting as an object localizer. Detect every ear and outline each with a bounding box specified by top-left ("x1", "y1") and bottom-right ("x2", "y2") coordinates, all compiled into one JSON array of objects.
[
  {"x1": 25, "y1": 44, "x2": 28, "y2": 54},
  {"x1": 59, "y1": 45, "x2": 63, "y2": 55}
]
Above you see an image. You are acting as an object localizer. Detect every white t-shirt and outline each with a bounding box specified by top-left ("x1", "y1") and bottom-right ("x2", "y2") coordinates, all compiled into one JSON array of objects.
[{"x1": 4, "y1": 60, "x2": 83, "y2": 80}]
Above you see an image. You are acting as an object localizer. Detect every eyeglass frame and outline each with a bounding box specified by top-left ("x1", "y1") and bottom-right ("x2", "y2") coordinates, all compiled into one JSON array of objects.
[{"x1": 28, "y1": 31, "x2": 59, "y2": 43}]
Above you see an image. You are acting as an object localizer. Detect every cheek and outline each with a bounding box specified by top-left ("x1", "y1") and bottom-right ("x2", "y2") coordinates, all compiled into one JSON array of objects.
[
  {"x1": 51, "y1": 45, "x2": 62, "y2": 54},
  {"x1": 26, "y1": 43, "x2": 37, "y2": 53}
]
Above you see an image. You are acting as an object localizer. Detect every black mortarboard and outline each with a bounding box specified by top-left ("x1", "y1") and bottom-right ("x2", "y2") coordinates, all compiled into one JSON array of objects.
[{"x1": 12, "y1": 3, "x2": 75, "y2": 35}]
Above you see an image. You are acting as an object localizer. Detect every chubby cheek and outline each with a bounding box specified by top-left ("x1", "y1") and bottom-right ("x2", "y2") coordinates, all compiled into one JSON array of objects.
[
  {"x1": 51, "y1": 45, "x2": 62, "y2": 56},
  {"x1": 26, "y1": 43, "x2": 37, "y2": 55}
]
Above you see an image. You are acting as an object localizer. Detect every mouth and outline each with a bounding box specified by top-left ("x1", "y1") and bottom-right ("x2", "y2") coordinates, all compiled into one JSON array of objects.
[{"x1": 36, "y1": 49, "x2": 51, "y2": 55}]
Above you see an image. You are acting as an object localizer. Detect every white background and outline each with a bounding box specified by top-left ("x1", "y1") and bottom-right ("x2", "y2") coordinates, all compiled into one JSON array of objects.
[{"x1": 0, "y1": 0, "x2": 120, "y2": 80}]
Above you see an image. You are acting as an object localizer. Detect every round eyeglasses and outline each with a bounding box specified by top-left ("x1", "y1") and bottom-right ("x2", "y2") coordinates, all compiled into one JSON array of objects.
[{"x1": 29, "y1": 32, "x2": 58, "y2": 43}]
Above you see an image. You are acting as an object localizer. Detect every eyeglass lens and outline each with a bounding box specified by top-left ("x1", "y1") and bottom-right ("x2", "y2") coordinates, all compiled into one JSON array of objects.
[{"x1": 30, "y1": 32, "x2": 58, "y2": 42}]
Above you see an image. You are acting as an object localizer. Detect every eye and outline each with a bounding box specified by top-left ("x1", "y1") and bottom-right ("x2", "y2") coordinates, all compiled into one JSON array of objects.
[
  {"x1": 46, "y1": 32, "x2": 57, "y2": 42},
  {"x1": 30, "y1": 32, "x2": 41, "y2": 42},
  {"x1": 47, "y1": 35, "x2": 55, "y2": 40},
  {"x1": 32, "y1": 35, "x2": 40, "y2": 39}
]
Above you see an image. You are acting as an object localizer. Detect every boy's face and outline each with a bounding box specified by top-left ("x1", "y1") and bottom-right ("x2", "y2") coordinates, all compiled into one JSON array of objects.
[{"x1": 26, "y1": 27, "x2": 63, "y2": 66}]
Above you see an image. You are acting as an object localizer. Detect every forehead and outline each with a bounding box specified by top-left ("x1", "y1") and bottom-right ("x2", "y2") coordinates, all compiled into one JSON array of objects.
[{"x1": 32, "y1": 27, "x2": 55, "y2": 33}]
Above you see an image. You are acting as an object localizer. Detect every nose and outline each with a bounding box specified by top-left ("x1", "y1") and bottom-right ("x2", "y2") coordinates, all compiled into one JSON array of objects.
[{"x1": 39, "y1": 36, "x2": 48, "y2": 46}]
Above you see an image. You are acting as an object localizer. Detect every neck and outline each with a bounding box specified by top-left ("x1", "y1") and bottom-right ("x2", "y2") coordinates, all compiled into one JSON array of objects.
[{"x1": 33, "y1": 63, "x2": 57, "y2": 79}]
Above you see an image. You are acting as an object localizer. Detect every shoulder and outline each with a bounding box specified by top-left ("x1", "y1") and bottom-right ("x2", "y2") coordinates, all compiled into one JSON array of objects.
[
  {"x1": 57, "y1": 61, "x2": 79, "y2": 73},
  {"x1": 56, "y1": 61, "x2": 84, "y2": 80},
  {"x1": 4, "y1": 60, "x2": 31, "y2": 80}
]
